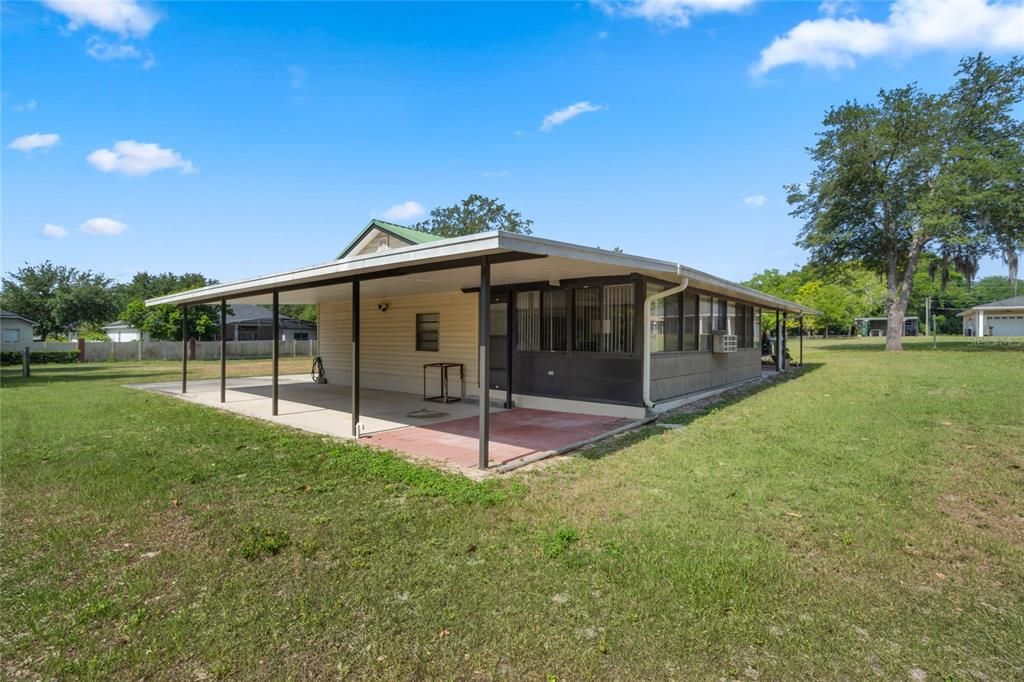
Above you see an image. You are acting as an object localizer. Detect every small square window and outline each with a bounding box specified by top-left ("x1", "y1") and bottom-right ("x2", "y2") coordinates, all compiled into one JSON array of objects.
[{"x1": 416, "y1": 312, "x2": 439, "y2": 352}]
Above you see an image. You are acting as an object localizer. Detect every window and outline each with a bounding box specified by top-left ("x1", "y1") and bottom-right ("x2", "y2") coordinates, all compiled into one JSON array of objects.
[
  {"x1": 515, "y1": 291, "x2": 540, "y2": 351},
  {"x1": 604, "y1": 283, "x2": 635, "y2": 353},
  {"x1": 293, "y1": 332, "x2": 310, "y2": 341},
  {"x1": 712, "y1": 298, "x2": 728, "y2": 333},
  {"x1": 572, "y1": 283, "x2": 635, "y2": 353},
  {"x1": 542, "y1": 289, "x2": 567, "y2": 351},
  {"x1": 415, "y1": 312, "x2": 439, "y2": 351},
  {"x1": 650, "y1": 291, "x2": 681, "y2": 353},
  {"x1": 683, "y1": 292, "x2": 699, "y2": 351},
  {"x1": 727, "y1": 301, "x2": 737, "y2": 336},
  {"x1": 2, "y1": 328, "x2": 20, "y2": 343},
  {"x1": 699, "y1": 295, "x2": 712, "y2": 351},
  {"x1": 573, "y1": 288, "x2": 601, "y2": 352}
]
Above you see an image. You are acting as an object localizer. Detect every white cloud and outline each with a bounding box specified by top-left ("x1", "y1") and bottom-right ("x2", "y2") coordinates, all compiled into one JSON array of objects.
[
  {"x1": 597, "y1": 0, "x2": 755, "y2": 29},
  {"x1": 819, "y1": 0, "x2": 858, "y2": 17},
  {"x1": 382, "y1": 201, "x2": 426, "y2": 221},
  {"x1": 743, "y1": 194, "x2": 767, "y2": 207},
  {"x1": 8, "y1": 132, "x2": 60, "y2": 153},
  {"x1": 15, "y1": 99, "x2": 38, "y2": 112},
  {"x1": 540, "y1": 101, "x2": 605, "y2": 132},
  {"x1": 42, "y1": 223, "x2": 68, "y2": 239},
  {"x1": 288, "y1": 65, "x2": 308, "y2": 90},
  {"x1": 596, "y1": 30, "x2": 610, "y2": 39},
  {"x1": 85, "y1": 37, "x2": 155, "y2": 67},
  {"x1": 754, "y1": 0, "x2": 1024, "y2": 75},
  {"x1": 42, "y1": 0, "x2": 159, "y2": 37},
  {"x1": 482, "y1": 170, "x2": 510, "y2": 177},
  {"x1": 81, "y1": 217, "x2": 129, "y2": 236},
  {"x1": 87, "y1": 140, "x2": 196, "y2": 176}
]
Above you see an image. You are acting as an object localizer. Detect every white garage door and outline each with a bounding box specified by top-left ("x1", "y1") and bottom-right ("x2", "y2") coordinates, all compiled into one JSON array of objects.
[{"x1": 987, "y1": 315, "x2": 1024, "y2": 336}]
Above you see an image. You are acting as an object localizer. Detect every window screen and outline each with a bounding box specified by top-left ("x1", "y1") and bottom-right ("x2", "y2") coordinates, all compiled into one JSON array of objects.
[
  {"x1": 573, "y1": 288, "x2": 601, "y2": 352},
  {"x1": 542, "y1": 289, "x2": 567, "y2": 351},
  {"x1": 603, "y1": 283, "x2": 635, "y2": 353},
  {"x1": 415, "y1": 312, "x2": 439, "y2": 352},
  {"x1": 699, "y1": 295, "x2": 712, "y2": 351},
  {"x1": 683, "y1": 292, "x2": 699, "y2": 351},
  {"x1": 650, "y1": 291, "x2": 680, "y2": 353},
  {"x1": 515, "y1": 291, "x2": 540, "y2": 351}
]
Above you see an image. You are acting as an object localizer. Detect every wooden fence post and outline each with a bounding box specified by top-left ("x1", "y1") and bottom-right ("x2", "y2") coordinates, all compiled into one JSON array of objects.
[
  {"x1": 77, "y1": 338, "x2": 86, "y2": 363},
  {"x1": 22, "y1": 346, "x2": 30, "y2": 377}
]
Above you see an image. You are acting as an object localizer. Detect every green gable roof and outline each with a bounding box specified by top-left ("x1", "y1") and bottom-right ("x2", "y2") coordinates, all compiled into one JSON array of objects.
[{"x1": 337, "y1": 219, "x2": 443, "y2": 259}]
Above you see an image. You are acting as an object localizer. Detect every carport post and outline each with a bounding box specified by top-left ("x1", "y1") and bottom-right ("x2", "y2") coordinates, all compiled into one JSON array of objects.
[
  {"x1": 782, "y1": 311, "x2": 788, "y2": 369},
  {"x1": 478, "y1": 257, "x2": 490, "y2": 469},
  {"x1": 219, "y1": 299, "x2": 227, "y2": 403},
  {"x1": 351, "y1": 279, "x2": 360, "y2": 438},
  {"x1": 181, "y1": 305, "x2": 188, "y2": 393},
  {"x1": 775, "y1": 309, "x2": 783, "y2": 372},
  {"x1": 272, "y1": 291, "x2": 279, "y2": 416},
  {"x1": 799, "y1": 314, "x2": 804, "y2": 367}
]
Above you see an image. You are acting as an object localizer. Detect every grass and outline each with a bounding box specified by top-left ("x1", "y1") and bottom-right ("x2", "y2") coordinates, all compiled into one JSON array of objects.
[{"x1": 1, "y1": 338, "x2": 1022, "y2": 679}]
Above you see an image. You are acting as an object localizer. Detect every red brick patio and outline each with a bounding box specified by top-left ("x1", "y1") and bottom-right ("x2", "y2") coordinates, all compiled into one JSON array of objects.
[{"x1": 362, "y1": 408, "x2": 632, "y2": 468}]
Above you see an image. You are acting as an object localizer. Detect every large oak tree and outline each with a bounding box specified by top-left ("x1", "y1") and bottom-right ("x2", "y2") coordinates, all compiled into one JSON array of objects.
[{"x1": 787, "y1": 54, "x2": 1023, "y2": 351}]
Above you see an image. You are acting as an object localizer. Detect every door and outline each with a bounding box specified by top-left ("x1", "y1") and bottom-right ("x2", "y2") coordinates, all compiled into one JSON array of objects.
[{"x1": 489, "y1": 293, "x2": 508, "y2": 391}]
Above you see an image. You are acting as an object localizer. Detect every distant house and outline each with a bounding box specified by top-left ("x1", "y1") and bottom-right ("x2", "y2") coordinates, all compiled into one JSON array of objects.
[
  {"x1": 0, "y1": 309, "x2": 36, "y2": 344},
  {"x1": 102, "y1": 321, "x2": 149, "y2": 342},
  {"x1": 219, "y1": 303, "x2": 317, "y2": 341},
  {"x1": 960, "y1": 296, "x2": 1024, "y2": 337},
  {"x1": 855, "y1": 316, "x2": 920, "y2": 337}
]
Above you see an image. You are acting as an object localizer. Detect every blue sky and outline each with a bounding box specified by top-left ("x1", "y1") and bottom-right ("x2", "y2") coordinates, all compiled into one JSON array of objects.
[{"x1": 3, "y1": 0, "x2": 1022, "y2": 285}]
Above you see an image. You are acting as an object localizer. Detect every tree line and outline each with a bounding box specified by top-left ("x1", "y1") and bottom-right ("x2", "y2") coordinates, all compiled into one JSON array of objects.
[
  {"x1": 743, "y1": 258, "x2": 1017, "y2": 336},
  {"x1": 0, "y1": 263, "x2": 316, "y2": 341}
]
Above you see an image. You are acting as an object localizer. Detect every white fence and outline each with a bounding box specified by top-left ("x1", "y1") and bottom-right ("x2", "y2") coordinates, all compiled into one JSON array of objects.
[{"x1": 1, "y1": 340, "x2": 318, "y2": 362}]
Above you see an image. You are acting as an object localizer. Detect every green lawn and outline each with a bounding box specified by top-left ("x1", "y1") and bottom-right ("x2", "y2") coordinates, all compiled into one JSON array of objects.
[{"x1": 2, "y1": 339, "x2": 1022, "y2": 679}]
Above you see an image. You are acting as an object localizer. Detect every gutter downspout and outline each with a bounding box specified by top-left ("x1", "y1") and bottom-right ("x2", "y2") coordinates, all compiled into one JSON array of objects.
[{"x1": 643, "y1": 273, "x2": 690, "y2": 409}]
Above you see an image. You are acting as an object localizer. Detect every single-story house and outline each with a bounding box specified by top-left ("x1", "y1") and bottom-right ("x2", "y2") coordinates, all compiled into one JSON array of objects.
[
  {"x1": 0, "y1": 309, "x2": 36, "y2": 344},
  {"x1": 960, "y1": 295, "x2": 1024, "y2": 336},
  {"x1": 217, "y1": 303, "x2": 318, "y2": 341},
  {"x1": 102, "y1": 321, "x2": 150, "y2": 342},
  {"x1": 147, "y1": 220, "x2": 817, "y2": 468},
  {"x1": 855, "y1": 316, "x2": 919, "y2": 337}
]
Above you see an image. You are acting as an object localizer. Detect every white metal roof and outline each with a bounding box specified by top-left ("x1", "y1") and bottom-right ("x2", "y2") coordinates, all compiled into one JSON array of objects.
[{"x1": 146, "y1": 230, "x2": 819, "y2": 315}]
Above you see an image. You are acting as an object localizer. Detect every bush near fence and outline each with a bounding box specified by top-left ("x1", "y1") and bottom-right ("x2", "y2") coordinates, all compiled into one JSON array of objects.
[{"x1": 1, "y1": 351, "x2": 79, "y2": 366}]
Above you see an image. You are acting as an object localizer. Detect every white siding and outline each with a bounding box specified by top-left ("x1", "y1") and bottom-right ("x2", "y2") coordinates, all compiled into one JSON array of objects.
[{"x1": 319, "y1": 290, "x2": 480, "y2": 395}]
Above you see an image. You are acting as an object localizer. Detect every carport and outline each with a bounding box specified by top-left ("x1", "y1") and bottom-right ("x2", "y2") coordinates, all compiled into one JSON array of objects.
[{"x1": 146, "y1": 231, "x2": 661, "y2": 470}]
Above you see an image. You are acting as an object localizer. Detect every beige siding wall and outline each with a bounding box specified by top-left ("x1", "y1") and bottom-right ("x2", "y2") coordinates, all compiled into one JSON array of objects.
[{"x1": 319, "y1": 290, "x2": 479, "y2": 395}]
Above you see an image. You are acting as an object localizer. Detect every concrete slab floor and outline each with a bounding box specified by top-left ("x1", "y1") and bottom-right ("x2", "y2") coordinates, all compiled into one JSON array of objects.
[
  {"x1": 133, "y1": 376, "x2": 629, "y2": 474},
  {"x1": 134, "y1": 375, "x2": 499, "y2": 439}
]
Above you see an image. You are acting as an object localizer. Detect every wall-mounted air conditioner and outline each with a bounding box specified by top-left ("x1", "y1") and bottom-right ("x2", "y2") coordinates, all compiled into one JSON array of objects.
[{"x1": 713, "y1": 333, "x2": 738, "y2": 354}]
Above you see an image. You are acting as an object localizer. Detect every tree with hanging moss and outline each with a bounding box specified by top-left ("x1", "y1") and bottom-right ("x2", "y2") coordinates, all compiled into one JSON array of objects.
[{"x1": 787, "y1": 54, "x2": 1024, "y2": 351}]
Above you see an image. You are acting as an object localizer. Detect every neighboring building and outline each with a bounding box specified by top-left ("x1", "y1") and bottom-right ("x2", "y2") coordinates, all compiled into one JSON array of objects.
[
  {"x1": 102, "y1": 321, "x2": 149, "y2": 342},
  {"x1": 219, "y1": 303, "x2": 318, "y2": 341},
  {"x1": 960, "y1": 296, "x2": 1024, "y2": 337},
  {"x1": 855, "y1": 316, "x2": 919, "y2": 337},
  {"x1": 0, "y1": 309, "x2": 36, "y2": 344}
]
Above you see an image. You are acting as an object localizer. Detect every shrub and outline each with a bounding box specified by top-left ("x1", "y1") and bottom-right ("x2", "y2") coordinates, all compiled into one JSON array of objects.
[{"x1": 0, "y1": 351, "x2": 80, "y2": 366}]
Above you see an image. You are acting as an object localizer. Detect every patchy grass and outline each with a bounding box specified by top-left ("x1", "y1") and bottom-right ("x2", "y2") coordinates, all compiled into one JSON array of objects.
[{"x1": 2, "y1": 338, "x2": 1022, "y2": 679}]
